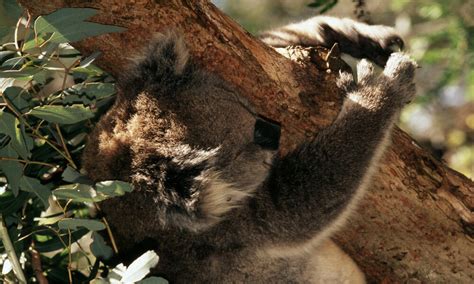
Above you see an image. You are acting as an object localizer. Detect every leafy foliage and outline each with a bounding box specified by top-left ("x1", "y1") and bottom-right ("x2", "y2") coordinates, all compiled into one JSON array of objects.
[
  {"x1": 307, "y1": 0, "x2": 338, "y2": 14},
  {"x1": 0, "y1": 3, "x2": 159, "y2": 283}
]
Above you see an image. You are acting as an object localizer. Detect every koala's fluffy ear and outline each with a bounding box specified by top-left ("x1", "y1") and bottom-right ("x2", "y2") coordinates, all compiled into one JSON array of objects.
[{"x1": 120, "y1": 31, "x2": 192, "y2": 96}]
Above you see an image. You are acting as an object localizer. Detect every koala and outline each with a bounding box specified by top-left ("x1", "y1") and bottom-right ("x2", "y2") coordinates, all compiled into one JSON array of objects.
[{"x1": 82, "y1": 16, "x2": 416, "y2": 283}]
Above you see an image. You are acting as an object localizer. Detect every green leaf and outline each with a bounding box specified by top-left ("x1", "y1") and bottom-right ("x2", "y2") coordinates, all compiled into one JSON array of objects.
[
  {"x1": 307, "y1": 0, "x2": 326, "y2": 8},
  {"x1": 19, "y1": 176, "x2": 51, "y2": 208},
  {"x1": 62, "y1": 166, "x2": 93, "y2": 184},
  {"x1": 0, "y1": 0, "x2": 22, "y2": 25},
  {"x1": 35, "y1": 213, "x2": 65, "y2": 226},
  {"x1": 80, "y1": 51, "x2": 101, "y2": 68},
  {"x1": 139, "y1": 277, "x2": 169, "y2": 284},
  {"x1": 62, "y1": 94, "x2": 94, "y2": 106},
  {"x1": 0, "y1": 144, "x2": 22, "y2": 195},
  {"x1": 0, "y1": 111, "x2": 31, "y2": 160},
  {"x1": 96, "y1": 181, "x2": 133, "y2": 197},
  {"x1": 53, "y1": 183, "x2": 100, "y2": 202},
  {"x1": 3, "y1": 86, "x2": 30, "y2": 113},
  {"x1": 71, "y1": 82, "x2": 116, "y2": 100},
  {"x1": 0, "y1": 190, "x2": 30, "y2": 215},
  {"x1": 29, "y1": 105, "x2": 94, "y2": 124},
  {"x1": 35, "y1": 228, "x2": 88, "y2": 253},
  {"x1": 58, "y1": 218, "x2": 106, "y2": 231},
  {"x1": 90, "y1": 232, "x2": 113, "y2": 260},
  {"x1": 0, "y1": 51, "x2": 15, "y2": 64},
  {"x1": 0, "y1": 67, "x2": 39, "y2": 78},
  {"x1": 34, "y1": 8, "x2": 125, "y2": 44},
  {"x1": 1, "y1": 56, "x2": 25, "y2": 69}
]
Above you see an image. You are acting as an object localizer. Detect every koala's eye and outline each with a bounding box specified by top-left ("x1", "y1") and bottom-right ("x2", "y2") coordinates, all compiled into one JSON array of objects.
[{"x1": 253, "y1": 116, "x2": 281, "y2": 150}]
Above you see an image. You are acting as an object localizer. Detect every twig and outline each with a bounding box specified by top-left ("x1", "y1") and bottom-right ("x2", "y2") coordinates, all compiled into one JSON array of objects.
[
  {"x1": 93, "y1": 203, "x2": 119, "y2": 253},
  {"x1": 0, "y1": 157, "x2": 56, "y2": 168},
  {"x1": 67, "y1": 228, "x2": 73, "y2": 284},
  {"x1": 0, "y1": 214, "x2": 27, "y2": 284},
  {"x1": 1, "y1": 90, "x2": 79, "y2": 168},
  {"x1": 30, "y1": 241, "x2": 48, "y2": 284},
  {"x1": 102, "y1": 216, "x2": 119, "y2": 254},
  {"x1": 54, "y1": 124, "x2": 77, "y2": 169}
]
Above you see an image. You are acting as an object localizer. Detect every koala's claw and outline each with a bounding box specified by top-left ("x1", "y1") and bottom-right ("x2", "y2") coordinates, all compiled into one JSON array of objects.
[{"x1": 383, "y1": 35, "x2": 404, "y2": 52}]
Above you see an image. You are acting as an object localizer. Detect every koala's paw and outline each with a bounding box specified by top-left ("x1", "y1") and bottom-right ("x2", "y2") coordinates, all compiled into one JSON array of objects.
[
  {"x1": 338, "y1": 53, "x2": 417, "y2": 111},
  {"x1": 382, "y1": 52, "x2": 417, "y2": 106}
]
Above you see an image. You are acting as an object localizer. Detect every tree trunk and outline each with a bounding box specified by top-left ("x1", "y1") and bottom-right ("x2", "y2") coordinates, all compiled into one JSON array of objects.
[{"x1": 18, "y1": 0, "x2": 474, "y2": 283}]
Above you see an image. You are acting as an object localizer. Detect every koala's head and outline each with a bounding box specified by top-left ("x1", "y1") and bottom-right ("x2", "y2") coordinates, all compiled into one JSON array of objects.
[{"x1": 84, "y1": 33, "x2": 279, "y2": 231}]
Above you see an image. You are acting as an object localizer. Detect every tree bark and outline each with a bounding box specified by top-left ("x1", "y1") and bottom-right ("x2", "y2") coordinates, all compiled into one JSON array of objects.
[{"x1": 18, "y1": 0, "x2": 474, "y2": 283}]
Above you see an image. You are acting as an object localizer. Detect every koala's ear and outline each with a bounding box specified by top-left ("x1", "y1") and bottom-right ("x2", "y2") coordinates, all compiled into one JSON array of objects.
[
  {"x1": 254, "y1": 116, "x2": 281, "y2": 150},
  {"x1": 120, "y1": 31, "x2": 192, "y2": 95}
]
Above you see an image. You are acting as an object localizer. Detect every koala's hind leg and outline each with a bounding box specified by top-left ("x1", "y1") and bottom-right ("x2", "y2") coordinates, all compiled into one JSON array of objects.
[
  {"x1": 259, "y1": 16, "x2": 403, "y2": 66},
  {"x1": 306, "y1": 240, "x2": 365, "y2": 284}
]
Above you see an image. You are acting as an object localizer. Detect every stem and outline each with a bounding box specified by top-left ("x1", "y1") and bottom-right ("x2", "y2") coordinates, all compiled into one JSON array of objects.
[
  {"x1": 14, "y1": 13, "x2": 24, "y2": 55},
  {"x1": 55, "y1": 124, "x2": 77, "y2": 169},
  {"x1": 102, "y1": 216, "x2": 119, "y2": 254},
  {"x1": 94, "y1": 203, "x2": 119, "y2": 253},
  {"x1": 30, "y1": 242, "x2": 49, "y2": 284},
  {"x1": 0, "y1": 157, "x2": 57, "y2": 168},
  {"x1": 67, "y1": 228, "x2": 73, "y2": 284},
  {"x1": 0, "y1": 215, "x2": 27, "y2": 284},
  {"x1": 1, "y1": 91, "x2": 78, "y2": 169}
]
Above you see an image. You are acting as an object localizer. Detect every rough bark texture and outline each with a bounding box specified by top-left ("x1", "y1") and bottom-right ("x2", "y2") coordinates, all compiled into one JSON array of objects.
[{"x1": 18, "y1": 0, "x2": 474, "y2": 283}]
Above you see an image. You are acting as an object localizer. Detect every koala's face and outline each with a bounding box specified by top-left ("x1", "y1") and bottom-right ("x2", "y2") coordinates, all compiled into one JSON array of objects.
[{"x1": 127, "y1": 77, "x2": 279, "y2": 228}]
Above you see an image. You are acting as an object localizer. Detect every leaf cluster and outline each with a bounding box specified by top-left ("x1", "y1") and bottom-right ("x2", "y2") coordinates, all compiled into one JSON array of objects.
[{"x1": 0, "y1": 2, "x2": 162, "y2": 283}]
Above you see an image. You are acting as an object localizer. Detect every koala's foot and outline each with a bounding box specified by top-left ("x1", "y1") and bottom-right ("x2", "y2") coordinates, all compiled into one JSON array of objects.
[
  {"x1": 337, "y1": 52, "x2": 417, "y2": 112},
  {"x1": 383, "y1": 53, "x2": 417, "y2": 105}
]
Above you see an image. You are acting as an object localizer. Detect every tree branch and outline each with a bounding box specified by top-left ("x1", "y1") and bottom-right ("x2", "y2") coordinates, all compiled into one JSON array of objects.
[{"x1": 17, "y1": 0, "x2": 474, "y2": 282}]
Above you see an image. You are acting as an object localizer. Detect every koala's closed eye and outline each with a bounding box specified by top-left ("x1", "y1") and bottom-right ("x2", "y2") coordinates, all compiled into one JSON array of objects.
[{"x1": 253, "y1": 116, "x2": 281, "y2": 150}]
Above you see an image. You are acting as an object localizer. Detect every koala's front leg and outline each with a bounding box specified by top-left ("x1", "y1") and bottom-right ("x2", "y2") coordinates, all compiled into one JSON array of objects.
[
  {"x1": 257, "y1": 53, "x2": 416, "y2": 244},
  {"x1": 259, "y1": 16, "x2": 403, "y2": 66}
]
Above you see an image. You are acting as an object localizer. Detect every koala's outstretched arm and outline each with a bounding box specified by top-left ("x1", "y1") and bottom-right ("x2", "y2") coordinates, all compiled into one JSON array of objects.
[
  {"x1": 259, "y1": 16, "x2": 403, "y2": 66},
  {"x1": 257, "y1": 54, "x2": 416, "y2": 247}
]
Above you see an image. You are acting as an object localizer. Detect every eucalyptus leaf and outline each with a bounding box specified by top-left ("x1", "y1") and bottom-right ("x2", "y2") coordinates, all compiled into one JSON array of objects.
[
  {"x1": 1, "y1": 56, "x2": 25, "y2": 69},
  {"x1": 71, "y1": 82, "x2": 116, "y2": 100},
  {"x1": 95, "y1": 180, "x2": 133, "y2": 197},
  {"x1": 29, "y1": 105, "x2": 94, "y2": 124},
  {"x1": 0, "y1": 0, "x2": 22, "y2": 24},
  {"x1": 90, "y1": 232, "x2": 113, "y2": 260},
  {"x1": 0, "y1": 67, "x2": 39, "y2": 78},
  {"x1": 0, "y1": 190, "x2": 29, "y2": 215},
  {"x1": 35, "y1": 228, "x2": 88, "y2": 253},
  {"x1": 58, "y1": 218, "x2": 105, "y2": 231},
  {"x1": 3, "y1": 86, "x2": 30, "y2": 113},
  {"x1": 0, "y1": 144, "x2": 22, "y2": 195},
  {"x1": 80, "y1": 51, "x2": 101, "y2": 68},
  {"x1": 19, "y1": 176, "x2": 51, "y2": 208},
  {"x1": 121, "y1": 250, "x2": 159, "y2": 283},
  {"x1": 34, "y1": 8, "x2": 125, "y2": 44},
  {"x1": 62, "y1": 166, "x2": 93, "y2": 184},
  {"x1": 35, "y1": 214, "x2": 65, "y2": 226},
  {"x1": 0, "y1": 111, "x2": 32, "y2": 159},
  {"x1": 0, "y1": 51, "x2": 15, "y2": 64},
  {"x1": 53, "y1": 183, "x2": 100, "y2": 202},
  {"x1": 62, "y1": 94, "x2": 94, "y2": 106}
]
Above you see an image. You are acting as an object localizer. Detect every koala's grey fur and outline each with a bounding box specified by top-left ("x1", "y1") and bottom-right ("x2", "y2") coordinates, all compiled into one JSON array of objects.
[{"x1": 82, "y1": 16, "x2": 416, "y2": 283}]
